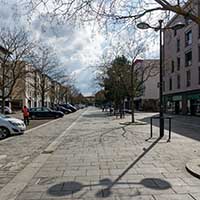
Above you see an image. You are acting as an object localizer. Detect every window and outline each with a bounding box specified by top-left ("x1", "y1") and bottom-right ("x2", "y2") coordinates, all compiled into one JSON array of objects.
[
  {"x1": 185, "y1": 30, "x2": 192, "y2": 46},
  {"x1": 199, "y1": 46, "x2": 200, "y2": 62},
  {"x1": 186, "y1": 70, "x2": 191, "y2": 87},
  {"x1": 199, "y1": 25, "x2": 200, "y2": 38},
  {"x1": 177, "y1": 57, "x2": 180, "y2": 71},
  {"x1": 169, "y1": 78, "x2": 172, "y2": 90},
  {"x1": 199, "y1": 67, "x2": 200, "y2": 84},
  {"x1": 185, "y1": 51, "x2": 192, "y2": 66},
  {"x1": 174, "y1": 29, "x2": 177, "y2": 37},
  {"x1": 177, "y1": 75, "x2": 180, "y2": 89},
  {"x1": 163, "y1": 81, "x2": 165, "y2": 92},
  {"x1": 185, "y1": 16, "x2": 192, "y2": 26},
  {"x1": 177, "y1": 39, "x2": 180, "y2": 52},
  {"x1": 171, "y1": 60, "x2": 175, "y2": 73}
]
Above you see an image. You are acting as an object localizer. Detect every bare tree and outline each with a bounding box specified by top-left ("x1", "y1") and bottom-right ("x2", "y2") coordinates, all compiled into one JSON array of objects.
[
  {"x1": 21, "y1": 0, "x2": 200, "y2": 25},
  {"x1": 30, "y1": 45, "x2": 64, "y2": 107},
  {"x1": 0, "y1": 27, "x2": 35, "y2": 113}
]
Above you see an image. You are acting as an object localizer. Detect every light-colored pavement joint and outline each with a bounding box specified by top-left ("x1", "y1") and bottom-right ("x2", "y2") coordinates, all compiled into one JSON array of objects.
[{"x1": 43, "y1": 110, "x2": 86, "y2": 154}]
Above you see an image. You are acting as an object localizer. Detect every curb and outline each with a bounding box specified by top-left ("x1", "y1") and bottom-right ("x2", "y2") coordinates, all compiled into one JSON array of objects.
[{"x1": 185, "y1": 159, "x2": 200, "y2": 179}]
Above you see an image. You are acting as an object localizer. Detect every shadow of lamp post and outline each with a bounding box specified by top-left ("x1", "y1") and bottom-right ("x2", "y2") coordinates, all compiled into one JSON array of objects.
[{"x1": 137, "y1": 20, "x2": 185, "y2": 138}]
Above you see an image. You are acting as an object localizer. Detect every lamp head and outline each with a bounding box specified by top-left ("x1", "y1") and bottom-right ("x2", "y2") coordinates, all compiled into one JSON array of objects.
[
  {"x1": 137, "y1": 22, "x2": 151, "y2": 30},
  {"x1": 170, "y1": 22, "x2": 185, "y2": 30}
]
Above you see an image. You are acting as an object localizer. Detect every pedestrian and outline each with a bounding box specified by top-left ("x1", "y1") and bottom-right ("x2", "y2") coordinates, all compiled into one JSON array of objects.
[{"x1": 22, "y1": 106, "x2": 29, "y2": 126}]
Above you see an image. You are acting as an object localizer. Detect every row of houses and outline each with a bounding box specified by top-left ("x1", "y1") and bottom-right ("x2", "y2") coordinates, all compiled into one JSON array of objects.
[{"x1": 0, "y1": 46, "x2": 68, "y2": 110}]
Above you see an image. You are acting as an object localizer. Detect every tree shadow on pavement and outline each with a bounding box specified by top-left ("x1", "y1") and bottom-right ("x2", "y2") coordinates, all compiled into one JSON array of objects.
[
  {"x1": 141, "y1": 114, "x2": 200, "y2": 142},
  {"x1": 47, "y1": 137, "x2": 171, "y2": 198}
]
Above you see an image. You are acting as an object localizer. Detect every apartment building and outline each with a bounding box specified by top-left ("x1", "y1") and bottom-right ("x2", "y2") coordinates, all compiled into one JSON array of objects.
[
  {"x1": 0, "y1": 45, "x2": 12, "y2": 108},
  {"x1": 11, "y1": 65, "x2": 65, "y2": 110},
  {"x1": 163, "y1": 2, "x2": 200, "y2": 115},
  {"x1": 134, "y1": 59, "x2": 160, "y2": 111}
]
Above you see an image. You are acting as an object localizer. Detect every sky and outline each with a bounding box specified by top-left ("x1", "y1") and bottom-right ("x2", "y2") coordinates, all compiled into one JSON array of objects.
[{"x1": 0, "y1": 0, "x2": 160, "y2": 96}]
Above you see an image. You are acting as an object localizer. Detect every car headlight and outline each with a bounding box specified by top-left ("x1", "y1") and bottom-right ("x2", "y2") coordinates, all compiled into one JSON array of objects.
[
  {"x1": 8, "y1": 121, "x2": 24, "y2": 127},
  {"x1": 8, "y1": 121, "x2": 18, "y2": 126}
]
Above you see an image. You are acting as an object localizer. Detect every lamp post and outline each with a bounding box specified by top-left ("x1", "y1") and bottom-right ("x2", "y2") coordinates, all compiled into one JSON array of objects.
[{"x1": 137, "y1": 20, "x2": 185, "y2": 138}]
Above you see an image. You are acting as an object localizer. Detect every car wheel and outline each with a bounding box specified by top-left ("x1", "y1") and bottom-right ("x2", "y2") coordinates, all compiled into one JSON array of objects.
[
  {"x1": 0, "y1": 127, "x2": 10, "y2": 139},
  {"x1": 55, "y1": 114, "x2": 60, "y2": 118}
]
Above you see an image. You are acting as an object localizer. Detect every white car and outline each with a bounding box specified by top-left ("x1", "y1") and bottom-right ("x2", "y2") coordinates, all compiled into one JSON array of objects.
[
  {"x1": 0, "y1": 106, "x2": 12, "y2": 114},
  {"x1": 0, "y1": 114, "x2": 26, "y2": 139}
]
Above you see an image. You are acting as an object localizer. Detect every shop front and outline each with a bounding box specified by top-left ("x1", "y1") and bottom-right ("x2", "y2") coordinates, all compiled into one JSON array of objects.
[
  {"x1": 164, "y1": 90, "x2": 200, "y2": 116},
  {"x1": 164, "y1": 95, "x2": 182, "y2": 114},
  {"x1": 186, "y1": 93, "x2": 200, "y2": 116}
]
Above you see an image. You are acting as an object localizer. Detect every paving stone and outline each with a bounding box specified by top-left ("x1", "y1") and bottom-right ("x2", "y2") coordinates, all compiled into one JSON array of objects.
[
  {"x1": 153, "y1": 194, "x2": 195, "y2": 200},
  {"x1": 2, "y1": 108, "x2": 200, "y2": 200}
]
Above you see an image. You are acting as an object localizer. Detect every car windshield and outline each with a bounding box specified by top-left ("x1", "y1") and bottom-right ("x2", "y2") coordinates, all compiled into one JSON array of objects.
[{"x1": 0, "y1": 114, "x2": 10, "y2": 118}]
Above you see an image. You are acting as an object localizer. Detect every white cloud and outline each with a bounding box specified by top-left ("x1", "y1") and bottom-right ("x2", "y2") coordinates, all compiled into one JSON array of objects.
[{"x1": 0, "y1": 0, "x2": 162, "y2": 95}]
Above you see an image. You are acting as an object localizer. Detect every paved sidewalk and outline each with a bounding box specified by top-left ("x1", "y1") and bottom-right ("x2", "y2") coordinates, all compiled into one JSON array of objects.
[
  {"x1": 0, "y1": 109, "x2": 85, "y2": 194},
  {"x1": 2, "y1": 107, "x2": 200, "y2": 200}
]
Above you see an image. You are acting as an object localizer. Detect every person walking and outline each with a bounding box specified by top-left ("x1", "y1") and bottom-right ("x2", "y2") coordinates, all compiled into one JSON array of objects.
[{"x1": 22, "y1": 106, "x2": 29, "y2": 126}]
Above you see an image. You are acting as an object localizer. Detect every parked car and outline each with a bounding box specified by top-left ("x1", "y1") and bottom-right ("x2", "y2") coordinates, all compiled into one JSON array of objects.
[
  {"x1": 29, "y1": 107, "x2": 64, "y2": 119},
  {"x1": 60, "y1": 103, "x2": 77, "y2": 112},
  {"x1": 51, "y1": 105, "x2": 72, "y2": 114},
  {"x1": 0, "y1": 106, "x2": 12, "y2": 114},
  {"x1": 0, "y1": 114, "x2": 26, "y2": 139}
]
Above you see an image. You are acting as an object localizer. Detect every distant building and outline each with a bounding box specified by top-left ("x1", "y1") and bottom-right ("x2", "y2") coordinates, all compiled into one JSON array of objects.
[
  {"x1": 163, "y1": 1, "x2": 200, "y2": 115},
  {"x1": 134, "y1": 59, "x2": 160, "y2": 112}
]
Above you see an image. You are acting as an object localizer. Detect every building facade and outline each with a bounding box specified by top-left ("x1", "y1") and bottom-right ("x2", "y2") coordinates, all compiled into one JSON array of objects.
[
  {"x1": 163, "y1": 2, "x2": 200, "y2": 115},
  {"x1": 134, "y1": 59, "x2": 160, "y2": 112},
  {"x1": 11, "y1": 65, "x2": 64, "y2": 110}
]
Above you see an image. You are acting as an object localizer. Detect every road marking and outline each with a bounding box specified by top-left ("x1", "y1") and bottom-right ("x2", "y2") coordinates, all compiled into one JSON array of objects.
[{"x1": 0, "y1": 109, "x2": 87, "y2": 200}]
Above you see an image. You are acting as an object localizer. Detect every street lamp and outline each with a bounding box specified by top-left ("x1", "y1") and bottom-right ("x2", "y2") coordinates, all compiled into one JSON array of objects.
[{"x1": 137, "y1": 20, "x2": 185, "y2": 138}]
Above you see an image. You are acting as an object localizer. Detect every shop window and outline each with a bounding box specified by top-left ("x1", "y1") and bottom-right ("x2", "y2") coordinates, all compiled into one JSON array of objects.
[
  {"x1": 177, "y1": 39, "x2": 180, "y2": 52},
  {"x1": 169, "y1": 78, "x2": 172, "y2": 90},
  {"x1": 177, "y1": 57, "x2": 180, "y2": 70},
  {"x1": 185, "y1": 51, "x2": 192, "y2": 66},
  {"x1": 177, "y1": 75, "x2": 180, "y2": 89},
  {"x1": 185, "y1": 30, "x2": 192, "y2": 46},
  {"x1": 186, "y1": 70, "x2": 191, "y2": 87}
]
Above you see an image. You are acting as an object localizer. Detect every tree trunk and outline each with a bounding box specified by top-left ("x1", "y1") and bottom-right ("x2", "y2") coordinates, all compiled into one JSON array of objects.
[
  {"x1": 1, "y1": 64, "x2": 5, "y2": 114},
  {"x1": 41, "y1": 91, "x2": 45, "y2": 107},
  {"x1": 131, "y1": 62, "x2": 135, "y2": 123},
  {"x1": 1, "y1": 97, "x2": 5, "y2": 114},
  {"x1": 131, "y1": 96, "x2": 135, "y2": 123}
]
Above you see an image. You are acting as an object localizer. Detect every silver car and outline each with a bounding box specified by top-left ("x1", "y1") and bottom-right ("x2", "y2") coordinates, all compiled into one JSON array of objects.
[
  {"x1": 0, "y1": 106, "x2": 12, "y2": 114},
  {"x1": 0, "y1": 114, "x2": 26, "y2": 139}
]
